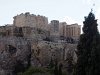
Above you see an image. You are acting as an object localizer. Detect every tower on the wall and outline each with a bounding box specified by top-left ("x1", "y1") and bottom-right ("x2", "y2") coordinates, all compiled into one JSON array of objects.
[{"x1": 49, "y1": 20, "x2": 60, "y2": 41}]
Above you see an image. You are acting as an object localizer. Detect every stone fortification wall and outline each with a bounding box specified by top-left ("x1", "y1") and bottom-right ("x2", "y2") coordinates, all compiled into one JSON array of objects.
[{"x1": 13, "y1": 12, "x2": 48, "y2": 30}]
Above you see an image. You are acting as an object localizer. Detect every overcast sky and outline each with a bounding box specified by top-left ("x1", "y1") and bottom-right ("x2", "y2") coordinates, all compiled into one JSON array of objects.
[{"x1": 0, "y1": 0, "x2": 100, "y2": 31}]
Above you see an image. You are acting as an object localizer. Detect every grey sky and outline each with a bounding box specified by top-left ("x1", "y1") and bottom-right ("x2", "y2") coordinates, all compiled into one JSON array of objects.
[{"x1": 0, "y1": 0, "x2": 100, "y2": 31}]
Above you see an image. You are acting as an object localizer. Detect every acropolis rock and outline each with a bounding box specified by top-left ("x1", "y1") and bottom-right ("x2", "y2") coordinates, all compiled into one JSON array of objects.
[{"x1": 0, "y1": 12, "x2": 80, "y2": 75}]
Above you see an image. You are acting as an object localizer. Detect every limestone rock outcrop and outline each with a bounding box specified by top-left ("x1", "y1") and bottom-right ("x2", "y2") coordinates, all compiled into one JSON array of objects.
[{"x1": 0, "y1": 37, "x2": 31, "y2": 75}]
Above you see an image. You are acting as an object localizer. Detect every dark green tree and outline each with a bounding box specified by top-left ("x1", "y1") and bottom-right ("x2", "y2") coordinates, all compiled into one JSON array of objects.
[{"x1": 75, "y1": 11, "x2": 100, "y2": 75}]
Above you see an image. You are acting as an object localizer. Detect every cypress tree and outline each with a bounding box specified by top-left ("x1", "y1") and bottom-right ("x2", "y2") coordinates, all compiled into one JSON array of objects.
[{"x1": 75, "y1": 11, "x2": 100, "y2": 75}]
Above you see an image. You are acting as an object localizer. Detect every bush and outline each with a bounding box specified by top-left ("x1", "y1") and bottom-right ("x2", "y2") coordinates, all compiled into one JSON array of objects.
[{"x1": 17, "y1": 67, "x2": 51, "y2": 75}]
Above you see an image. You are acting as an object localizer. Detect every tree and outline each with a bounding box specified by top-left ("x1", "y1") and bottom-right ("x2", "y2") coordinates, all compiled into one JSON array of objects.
[{"x1": 75, "y1": 11, "x2": 100, "y2": 75}]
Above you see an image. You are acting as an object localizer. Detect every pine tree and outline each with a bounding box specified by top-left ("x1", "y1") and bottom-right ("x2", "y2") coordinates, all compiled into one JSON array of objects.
[{"x1": 75, "y1": 11, "x2": 100, "y2": 75}]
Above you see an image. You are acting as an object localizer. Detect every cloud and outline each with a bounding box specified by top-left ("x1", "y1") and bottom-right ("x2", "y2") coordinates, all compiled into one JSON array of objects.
[
  {"x1": 63, "y1": 16, "x2": 77, "y2": 24},
  {"x1": 96, "y1": 7, "x2": 100, "y2": 31},
  {"x1": 60, "y1": 16, "x2": 82, "y2": 25},
  {"x1": 87, "y1": 0, "x2": 93, "y2": 4},
  {"x1": 82, "y1": 0, "x2": 93, "y2": 5},
  {"x1": 96, "y1": 8, "x2": 100, "y2": 20}
]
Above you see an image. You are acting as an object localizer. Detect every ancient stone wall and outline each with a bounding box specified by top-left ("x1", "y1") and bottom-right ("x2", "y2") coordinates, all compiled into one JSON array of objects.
[
  {"x1": 59, "y1": 22, "x2": 67, "y2": 37},
  {"x1": 66, "y1": 23, "x2": 81, "y2": 39},
  {"x1": 13, "y1": 12, "x2": 48, "y2": 30}
]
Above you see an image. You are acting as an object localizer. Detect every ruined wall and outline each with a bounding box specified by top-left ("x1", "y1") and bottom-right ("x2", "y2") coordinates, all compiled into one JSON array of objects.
[
  {"x1": 66, "y1": 23, "x2": 81, "y2": 39},
  {"x1": 59, "y1": 22, "x2": 67, "y2": 37},
  {"x1": 0, "y1": 25, "x2": 14, "y2": 37}
]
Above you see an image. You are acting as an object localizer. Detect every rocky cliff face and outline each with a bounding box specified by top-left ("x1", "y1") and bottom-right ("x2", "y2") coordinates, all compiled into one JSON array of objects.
[
  {"x1": 31, "y1": 41, "x2": 77, "y2": 67},
  {"x1": 0, "y1": 37, "x2": 31, "y2": 75},
  {"x1": 0, "y1": 36, "x2": 77, "y2": 75}
]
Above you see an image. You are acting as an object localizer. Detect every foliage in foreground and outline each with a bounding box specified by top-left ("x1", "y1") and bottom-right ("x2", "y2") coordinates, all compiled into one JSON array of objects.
[
  {"x1": 17, "y1": 64, "x2": 67, "y2": 75},
  {"x1": 17, "y1": 67, "x2": 45, "y2": 75},
  {"x1": 75, "y1": 11, "x2": 100, "y2": 75}
]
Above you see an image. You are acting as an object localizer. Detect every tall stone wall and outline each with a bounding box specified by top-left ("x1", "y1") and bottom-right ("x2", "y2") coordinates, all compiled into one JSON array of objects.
[
  {"x1": 59, "y1": 22, "x2": 67, "y2": 37},
  {"x1": 0, "y1": 12, "x2": 81, "y2": 41},
  {"x1": 13, "y1": 12, "x2": 48, "y2": 30}
]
